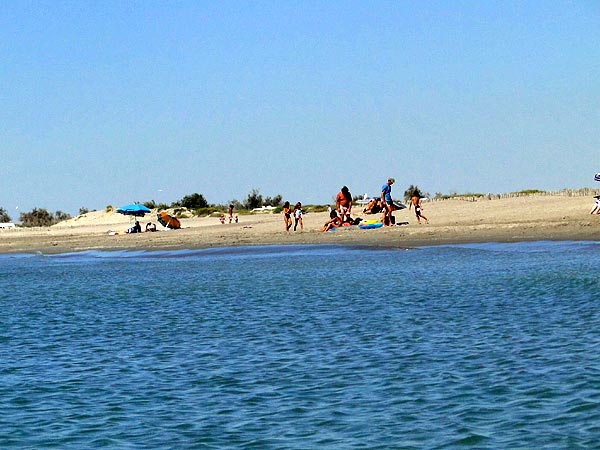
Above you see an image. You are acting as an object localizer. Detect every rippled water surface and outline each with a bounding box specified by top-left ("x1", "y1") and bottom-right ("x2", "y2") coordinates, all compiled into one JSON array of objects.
[{"x1": 1, "y1": 242, "x2": 599, "y2": 448}]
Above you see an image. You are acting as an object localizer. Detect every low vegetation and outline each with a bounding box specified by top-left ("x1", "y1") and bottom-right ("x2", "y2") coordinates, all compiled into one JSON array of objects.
[{"x1": 19, "y1": 208, "x2": 71, "y2": 227}]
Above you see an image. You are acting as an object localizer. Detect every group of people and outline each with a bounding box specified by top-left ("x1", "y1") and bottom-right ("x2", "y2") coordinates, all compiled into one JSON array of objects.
[
  {"x1": 380, "y1": 177, "x2": 429, "y2": 225},
  {"x1": 282, "y1": 201, "x2": 304, "y2": 232},
  {"x1": 278, "y1": 177, "x2": 432, "y2": 232},
  {"x1": 123, "y1": 220, "x2": 157, "y2": 234},
  {"x1": 289, "y1": 177, "x2": 429, "y2": 232},
  {"x1": 319, "y1": 185, "x2": 359, "y2": 231},
  {"x1": 220, "y1": 207, "x2": 239, "y2": 224}
]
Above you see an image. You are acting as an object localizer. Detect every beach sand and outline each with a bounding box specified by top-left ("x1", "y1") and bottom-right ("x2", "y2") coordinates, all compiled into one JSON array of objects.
[{"x1": 1, "y1": 194, "x2": 599, "y2": 254}]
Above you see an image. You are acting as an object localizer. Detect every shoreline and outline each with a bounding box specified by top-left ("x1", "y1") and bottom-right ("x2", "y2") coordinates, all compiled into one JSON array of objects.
[{"x1": 1, "y1": 195, "x2": 598, "y2": 255}]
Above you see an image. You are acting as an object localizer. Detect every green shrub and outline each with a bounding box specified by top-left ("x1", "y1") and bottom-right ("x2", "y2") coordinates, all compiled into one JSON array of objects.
[
  {"x1": 0, "y1": 207, "x2": 12, "y2": 223},
  {"x1": 194, "y1": 207, "x2": 220, "y2": 217},
  {"x1": 513, "y1": 189, "x2": 545, "y2": 195},
  {"x1": 303, "y1": 204, "x2": 329, "y2": 213},
  {"x1": 20, "y1": 208, "x2": 55, "y2": 227}
]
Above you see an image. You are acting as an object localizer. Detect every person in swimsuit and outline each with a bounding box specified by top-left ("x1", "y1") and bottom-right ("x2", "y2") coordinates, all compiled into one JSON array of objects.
[
  {"x1": 293, "y1": 202, "x2": 304, "y2": 231},
  {"x1": 320, "y1": 210, "x2": 342, "y2": 232},
  {"x1": 410, "y1": 195, "x2": 429, "y2": 224},
  {"x1": 335, "y1": 186, "x2": 352, "y2": 222},
  {"x1": 363, "y1": 198, "x2": 382, "y2": 214},
  {"x1": 282, "y1": 201, "x2": 292, "y2": 231}
]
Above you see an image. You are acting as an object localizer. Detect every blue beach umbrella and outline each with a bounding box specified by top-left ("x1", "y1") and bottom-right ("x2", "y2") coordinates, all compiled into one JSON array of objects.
[{"x1": 116, "y1": 203, "x2": 151, "y2": 217}]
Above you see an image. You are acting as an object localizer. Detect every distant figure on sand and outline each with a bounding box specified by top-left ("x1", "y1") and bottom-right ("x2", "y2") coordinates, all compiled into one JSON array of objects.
[
  {"x1": 381, "y1": 178, "x2": 395, "y2": 226},
  {"x1": 336, "y1": 186, "x2": 353, "y2": 222},
  {"x1": 320, "y1": 210, "x2": 342, "y2": 232},
  {"x1": 228, "y1": 204, "x2": 234, "y2": 223},
  {"x1": 293, "y1": 202, "x2": 303, "y2": 231},
  {"x1": 145, "y1": 222, "x2": 157, "y2": 232},
  {"x1": 590, "y1": 196, "x2": 600, "y2": 214},
  {"x1": 127, "y1": 221, "x2": 142, "y2": 234},
  {"x1": 410, "y1": 195, "x2": 429, "y2": 224},
  {"x1": 282, "y1": 201, "x2": 293, "y2": 231}
]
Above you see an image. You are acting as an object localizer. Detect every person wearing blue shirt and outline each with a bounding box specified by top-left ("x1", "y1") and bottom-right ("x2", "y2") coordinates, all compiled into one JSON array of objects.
[{"x1": 381, "y1": 177, "x2": 395, "y2": 226}]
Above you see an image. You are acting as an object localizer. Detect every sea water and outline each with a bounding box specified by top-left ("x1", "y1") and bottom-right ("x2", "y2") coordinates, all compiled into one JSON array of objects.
[{"x1": 0, "y1": 241, "x2": 599, "y2": 449}]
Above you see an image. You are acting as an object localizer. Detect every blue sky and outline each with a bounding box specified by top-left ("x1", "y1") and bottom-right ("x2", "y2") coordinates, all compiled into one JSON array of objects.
[{"x1": 1, "y1": 1, "x2": 599, "y2": 215}]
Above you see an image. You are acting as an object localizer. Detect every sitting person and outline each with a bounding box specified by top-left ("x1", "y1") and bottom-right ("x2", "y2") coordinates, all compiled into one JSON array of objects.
[
  {"x1": 320, "y1": 210, "x2": 342, "y2": 232},
  {"x1": 363, "y1": 198, "x2": 382, "y2": 214},
  {"x1": 145, "y1": 222, "x2": 157, "y2": 232},
  {"x1": 127, "y1": 220, "x2": 142, "y2": 234}
]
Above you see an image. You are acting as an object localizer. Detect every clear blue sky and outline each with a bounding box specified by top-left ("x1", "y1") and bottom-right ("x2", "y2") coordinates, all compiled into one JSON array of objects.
[{"x1": 1, "y1": 1, "x2": 599, "y2": 215}]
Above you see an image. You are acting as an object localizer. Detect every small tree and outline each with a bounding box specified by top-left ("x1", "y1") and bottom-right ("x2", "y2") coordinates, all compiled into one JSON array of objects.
[
  {"x1": 0, "y1": 207, "x2": 11, "y2": 223},
  {"x1": 263, "y1": 194, "x2": 283, "y2": 207},
  {"x1": 243, "y1": 189, "x2": 263, "y2": 210},
  {"x1": 79, "y1": 207, "x2": 89, "y2": 215},
  {"x1": 179, "y1": 193, "x2": 209, "y2": 209}
]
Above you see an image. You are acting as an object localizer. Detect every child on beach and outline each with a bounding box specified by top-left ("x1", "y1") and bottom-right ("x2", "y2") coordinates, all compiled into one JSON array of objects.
[
  {"x1": 282, "y1": 201, "x2": 293, "y2": 231},
  {"x1": 293, "y1": 202, "x2": 303, "y2": 231},
  {"x1": 409, "y1": 195, "x2": 429, "y2": 224}
]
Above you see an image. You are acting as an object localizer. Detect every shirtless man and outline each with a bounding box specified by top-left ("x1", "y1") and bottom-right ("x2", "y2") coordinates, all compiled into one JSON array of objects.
[
  {"x1": 335, "y1": 186, "x2": 352, "y2": 221},
  {"x1": 410, "y1": 195, "x2": 429, "y2": 224}
]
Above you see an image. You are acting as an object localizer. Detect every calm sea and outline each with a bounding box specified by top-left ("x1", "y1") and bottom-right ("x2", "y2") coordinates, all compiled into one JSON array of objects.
[{"x1": 1, "y1": 241, "x2": 599, "y2": 449}]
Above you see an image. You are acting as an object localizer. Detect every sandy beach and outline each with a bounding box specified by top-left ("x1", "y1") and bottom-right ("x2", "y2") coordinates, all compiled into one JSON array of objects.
[{"x1": 1, "y1": 193, "x2": 599, "y2": 255}]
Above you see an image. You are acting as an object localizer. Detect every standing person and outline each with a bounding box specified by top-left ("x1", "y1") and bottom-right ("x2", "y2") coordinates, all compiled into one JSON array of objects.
[
  {"x1": 590, "y1": 196, "x2": 600, "y2": 214},
  {"x1": 381, "y1": 178, "x2": 395, "y2": 226},
  {"x1": 409, "y1": 194, "x2": 429, "y2": 224},
  {"x1": 282, "y1": 201, "x2": 293, "y2": 232},
  {"x1": 293, "y1": 202, "x2": 304, "y2": 231},
  {"x1": 336, "y1": 186, "x2": 353, "y2": 222},
  {"x1": 228, "y1": 204, "x2": 234, "y2": 223}
]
